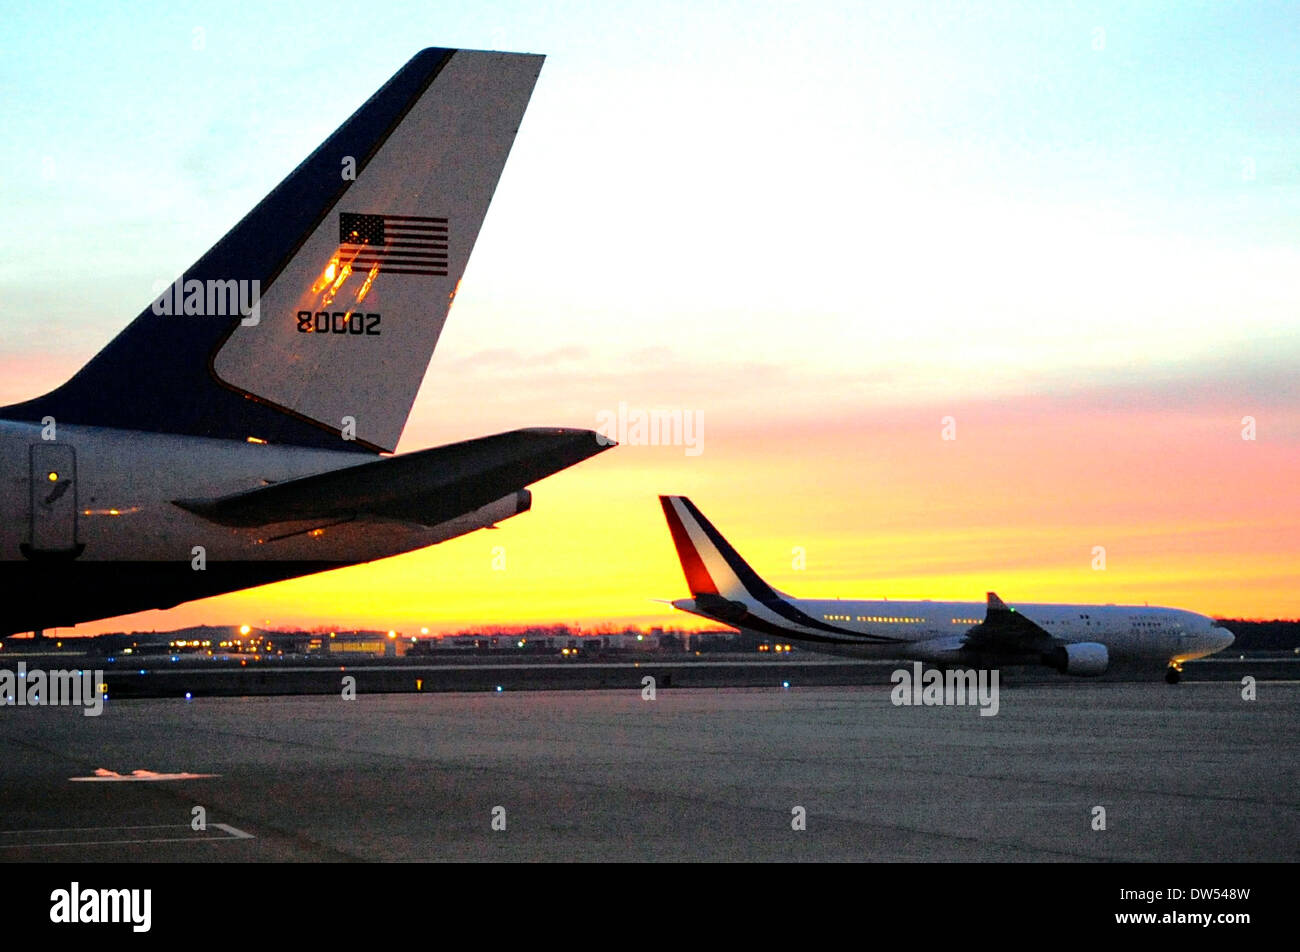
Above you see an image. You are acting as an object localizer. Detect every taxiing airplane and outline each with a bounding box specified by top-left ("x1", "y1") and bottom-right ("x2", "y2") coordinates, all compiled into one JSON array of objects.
[
  {"x1": 0, "y1": 48, "x2": 613, "y2": 637},
  {"x1": 659, "y1": 496, "x2": 1234, "y2": 682}
]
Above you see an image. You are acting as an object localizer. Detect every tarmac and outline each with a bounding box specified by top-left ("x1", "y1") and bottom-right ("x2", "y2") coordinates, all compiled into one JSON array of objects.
[{"x1": 1, "y1": 677, "x2": 1295, "y2": 862}]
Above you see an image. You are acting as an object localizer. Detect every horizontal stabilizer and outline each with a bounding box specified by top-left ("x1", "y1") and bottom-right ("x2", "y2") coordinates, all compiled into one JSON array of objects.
[
  {"x1": 692, "y1": 592, "x2": 750, "y2": 624},
  {"x1": 175, "y1": 428, "x2": 611, "y2": 528}
]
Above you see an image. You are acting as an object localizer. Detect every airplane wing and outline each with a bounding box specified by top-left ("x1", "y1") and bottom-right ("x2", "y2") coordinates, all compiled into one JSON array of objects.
[
  {"x1": 961, "y1": 591, "x2": 1058, "y2": 654},
  {"x1": 174, "y1": 427, "x2": 610, "y2": 529}
]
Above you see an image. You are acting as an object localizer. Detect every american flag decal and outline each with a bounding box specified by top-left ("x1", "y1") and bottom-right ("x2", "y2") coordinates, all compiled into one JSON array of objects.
[{"x1": 339, "y1": 212, "x2": 448, "y2": 276}]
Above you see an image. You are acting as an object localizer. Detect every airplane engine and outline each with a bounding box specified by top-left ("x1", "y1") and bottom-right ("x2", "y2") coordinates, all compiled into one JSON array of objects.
[{"x1": 1045, "y1": 642, "x2": 1109, "y2": 676}]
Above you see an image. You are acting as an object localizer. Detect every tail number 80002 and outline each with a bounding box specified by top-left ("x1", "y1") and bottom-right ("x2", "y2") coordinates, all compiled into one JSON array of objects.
[{"x1": 296, "y1": 311, "x2": 381, "y2": 335}]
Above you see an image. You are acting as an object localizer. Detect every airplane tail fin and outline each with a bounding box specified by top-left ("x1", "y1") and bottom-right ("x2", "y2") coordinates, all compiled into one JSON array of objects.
[
  {"x1": 2, "y1": 48, "x2": 543, "y2": 454},
  {"x1": 658, "y1": 495, "x2": 781, "y2": 603}
]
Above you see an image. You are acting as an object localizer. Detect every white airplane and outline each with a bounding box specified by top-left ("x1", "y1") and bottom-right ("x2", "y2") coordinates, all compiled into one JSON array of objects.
[
  {"x1": 660, "y1": 496, "x2": 1234, "y2": 683},
  {"x1": 0, "y1": 48, "x2": 614, "y2": 638}
]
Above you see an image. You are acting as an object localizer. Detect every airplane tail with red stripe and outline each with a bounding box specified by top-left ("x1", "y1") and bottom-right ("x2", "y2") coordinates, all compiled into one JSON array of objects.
[{"x1": 658, "y1": 495, "x2": 780, "y2": 603}]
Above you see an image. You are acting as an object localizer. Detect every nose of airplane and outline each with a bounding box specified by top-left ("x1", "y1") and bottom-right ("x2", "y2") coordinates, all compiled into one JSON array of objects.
[{"x1": 1207, "y1": 617, "x2": 1234, "y2": 653}]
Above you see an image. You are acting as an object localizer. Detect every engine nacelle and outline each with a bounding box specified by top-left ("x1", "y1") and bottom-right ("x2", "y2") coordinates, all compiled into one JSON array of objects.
[{"x1": 1045, "y1": 642, "x2": 1109, "y2": 676}]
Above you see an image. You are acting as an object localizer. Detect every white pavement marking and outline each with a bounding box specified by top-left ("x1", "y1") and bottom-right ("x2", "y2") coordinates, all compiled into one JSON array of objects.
[
  {"x1": 212, "y1": 823, "x2": 254, "y2": 840},
  {"x1": 0, "y1": 823, "x2": 255, "y2": 849}
]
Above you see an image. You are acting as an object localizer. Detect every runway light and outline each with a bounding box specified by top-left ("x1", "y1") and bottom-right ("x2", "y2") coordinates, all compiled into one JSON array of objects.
[
  {"x1": 495, "y1": 685, "x2": 503, "y2": 692},
  {"x1": 782, "y1": 681, "x2": 790, "y2": 690},
  {"x1": 185, "y1": 692, "x2": 192, "y2": 700}
]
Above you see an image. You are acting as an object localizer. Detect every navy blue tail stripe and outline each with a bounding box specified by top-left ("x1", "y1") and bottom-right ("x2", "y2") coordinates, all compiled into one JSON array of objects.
[
  {"x1": 676, "y1": 497, "x2": 780, "y2": 601},
  {"x1": 733, "y1": 611, "x2": 862, "y2": 646},
  {"x1": 734, "y1": 610, "x2": 905, "y2": 646},
  {"x1": 0, "y1": 48, "x2": 455, "y2": 452}
]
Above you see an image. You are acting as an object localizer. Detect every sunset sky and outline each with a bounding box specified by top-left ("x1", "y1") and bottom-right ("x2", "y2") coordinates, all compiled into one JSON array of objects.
[{"x1": 2, "y1": 1, "x2": 1297, "y2": 634}]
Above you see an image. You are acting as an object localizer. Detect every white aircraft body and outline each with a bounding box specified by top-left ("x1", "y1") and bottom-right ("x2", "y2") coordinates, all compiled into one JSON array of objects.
[
  {"x1": 0, "y1": 48, "x2": 613, "y2": 637},
  {"x1": 660, "y1": 496, "x2": 1234, "y2": 682}
]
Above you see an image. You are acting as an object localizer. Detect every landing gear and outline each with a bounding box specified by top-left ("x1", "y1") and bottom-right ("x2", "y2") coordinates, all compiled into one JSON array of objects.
[{"x1": 1164, "y1": 665, "x2": 1182, "y2": 685}]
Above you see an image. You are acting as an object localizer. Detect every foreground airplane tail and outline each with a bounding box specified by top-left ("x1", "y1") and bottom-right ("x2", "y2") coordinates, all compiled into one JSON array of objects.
[
  {"x1": 0, "y1": 48, "x2": 542, "y2": 454},
  {"x1": 659, "y1": 495, "x2": 783, "y2": 604}
]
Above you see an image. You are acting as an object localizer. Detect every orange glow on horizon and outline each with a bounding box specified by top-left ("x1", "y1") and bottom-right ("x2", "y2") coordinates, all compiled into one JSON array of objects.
[
  {"x1": 56, "y1": 415, "x2": 1300, "y2": 640},
  {"x1": 17, "y1": 380, "x2": 1296, "y2": 639}
]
